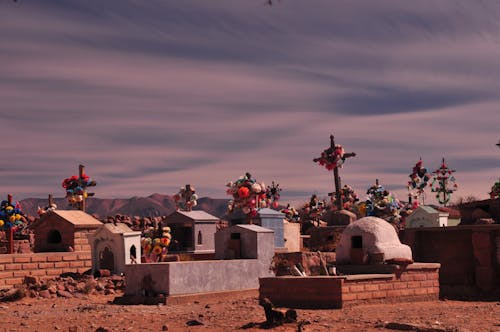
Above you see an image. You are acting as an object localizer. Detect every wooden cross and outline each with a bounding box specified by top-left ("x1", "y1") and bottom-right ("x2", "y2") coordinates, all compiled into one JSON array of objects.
[
  {"x1": 317, "y1": 135, "x2": 356, "y2": 210},
  {"x1": 183, "y1": 184, "x2": 195, "y2": 212},
  {"x1": 75, "y1": 164, "x2": 96, "y2": 212},
  {"x1": 6, "y1": 194, "x2": 13, "y2": 254}
]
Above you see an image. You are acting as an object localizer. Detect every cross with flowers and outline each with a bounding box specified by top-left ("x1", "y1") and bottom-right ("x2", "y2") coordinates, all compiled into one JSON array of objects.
[
  {"x1": 61, "y1": 164, "x2": 96, "y2": 211},
  {"x1": 313, "y1": 135, "x2": 356, "y2": 210}
]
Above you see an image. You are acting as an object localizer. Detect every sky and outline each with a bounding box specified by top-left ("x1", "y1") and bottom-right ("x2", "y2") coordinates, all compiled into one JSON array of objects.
[{"x1": 0, "y1": 0, "x2": 499, "y2": 207}]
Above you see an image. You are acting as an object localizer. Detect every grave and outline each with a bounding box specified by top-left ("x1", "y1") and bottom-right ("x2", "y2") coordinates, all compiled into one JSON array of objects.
[
  {"x1": 336, "y1": 216, "x2": 412, "y2": 264},
  {"x1": 405, "y1": 205, "x2": 450, "y2": 228},
  {"x1": 89, "y1": 222, "x2": 141, "y2": 275},
  {"x1": 162, "y1": 210, "x2": 218, "y2": 254},
  {"x1": 30, "y1": 210, "x2": 102, "y2": 252},
  {"x1": 228, "y1": 208, "x2": 286, "y2": 249},
  {"x1": 259, "y1": 216, "x2": 439, "y2": 309},
  {"x1": 122, "y1": 224, "x2": 274, "y2": 302}
]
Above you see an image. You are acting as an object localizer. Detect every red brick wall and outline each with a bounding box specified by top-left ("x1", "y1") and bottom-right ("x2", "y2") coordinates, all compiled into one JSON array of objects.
[
  {"x1": 402, "y1": 225, "x2": 500, "y2": 294},
  {"x1": 342, "y1": 268, "x2": 440, "y2": 303},
  {"x1": 259, "y1": 265, "x2": 439, "y2": 308},
  {"x1": 260, "y1": 276, "x2": 343, "y2": 308},
  {"x1": 0, "y1": 252, "x2": 92, "y2": 288}
]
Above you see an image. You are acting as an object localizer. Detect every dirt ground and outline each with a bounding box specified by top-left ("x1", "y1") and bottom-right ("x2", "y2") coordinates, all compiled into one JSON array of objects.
[{"x1": 1, "y1": 292, "x2": 499, "y2": 332}]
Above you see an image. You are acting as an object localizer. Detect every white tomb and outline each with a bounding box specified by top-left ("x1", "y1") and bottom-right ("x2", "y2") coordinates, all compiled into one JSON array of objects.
[
  {"x1": 89, "y1": 223, "x2": 141, "y2": 275},
  {"x1": 336, "y1": 216, "x2": 412, "y2": 264}
]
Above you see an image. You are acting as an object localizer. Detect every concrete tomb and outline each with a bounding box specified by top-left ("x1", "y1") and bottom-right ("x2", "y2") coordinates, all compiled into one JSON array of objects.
[
  {"x1": 228, "y1": 208, "x2": 286, "y2": 249},
  {"x1": 336, "y1": 216, "x2": 412, "y2": 264},
  {"x1": 89, "y1": 222, "x2": 141, "y2": 275},
  {"x1": 405, "y1": 206, "x2": 449, "y2": 228},
  {"x1": 162, "y1": 210, "x2": 218, "y2": 254},
  {"x1": 124, "y1": 224, "x2": 275, "y2": 298}
]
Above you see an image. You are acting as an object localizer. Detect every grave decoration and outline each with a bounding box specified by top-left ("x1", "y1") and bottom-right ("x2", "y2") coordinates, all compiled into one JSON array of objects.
[
  {"x1": 141, "y1": 225, "x2": 171, "y2": 262},
  {"x1": 173, "y1": 184, "x2": 198, "y2": 211},
  {"x1": 37, "y1": 194, "x2": 57, "y2": 216},
  {"x1": 313, "y1": 135, "x2": 356, "y2": 211},
  {"x1": 62, "y1": 164, "x2": 96, "y2": 211},
  {"x1": 430, "y1": 158, "x2": 457, "y2": 206},
  {"x1": 281, "y1": 204, "x2": 300, "y2": 222},
  {"x1": 266, "y1": 181, "x2": 282, "y2": 209},
  {"x1": 489, "y1": 180, "x2": 500, "y2": 199},
  {"x1": 299, "y1": 194, "x2": 327, "y2": 225},
  {"x1": 226, "y1": 172, "x2": 276, "y2": 217},
  {"x1": 0, "y1": 194, "x2": 26, "y2": 237},
  {"x1": 408, "y1": 158, "x2": 431, "y2": 204},
  {"x1": 330, "y1": 184, "x2": 359, "y2": 211},
  {"x1": 361, "y1": 179, "x2": 403, "y2": 224}
]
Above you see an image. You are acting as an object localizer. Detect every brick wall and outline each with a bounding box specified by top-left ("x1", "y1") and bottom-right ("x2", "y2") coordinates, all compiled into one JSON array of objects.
[
  {"x1": 74, "y1": 230, "x2": 93, "y2": 252},
  {"x1": 401, "y1": 225, "x2": 500, "y2": 295},
  {"x1": 342, "y1": 266, "x2": 440, "y2": 304},
  {"x1": 0, "y1": 252, "x2": 92, "y2": 288},
  {"x1": 260, "y1": 276, "x2": 343, "y2": 308},
  {"x1": 259, "y1": 263, "x2": 440, "y2": 308}
]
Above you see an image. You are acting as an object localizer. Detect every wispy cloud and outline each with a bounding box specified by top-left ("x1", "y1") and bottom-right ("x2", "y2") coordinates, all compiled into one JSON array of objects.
[{"x1": 0, "y1": 0, "x2": 499, "y2": 206}]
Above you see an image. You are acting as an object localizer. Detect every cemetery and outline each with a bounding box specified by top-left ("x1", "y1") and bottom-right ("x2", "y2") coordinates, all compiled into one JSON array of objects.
[{"x1": 0, "y1": 136, "x2": 498, "y2": 330}]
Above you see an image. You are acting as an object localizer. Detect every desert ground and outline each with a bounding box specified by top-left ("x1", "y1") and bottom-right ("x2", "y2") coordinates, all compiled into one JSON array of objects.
[{"x1": 1, "y1": 291, "x2": 499, "y2": 332}]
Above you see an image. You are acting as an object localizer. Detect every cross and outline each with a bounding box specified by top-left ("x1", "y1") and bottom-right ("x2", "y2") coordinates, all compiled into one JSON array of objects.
[
  {"x1": 183, "y1": 184, "x2": 195, "y2": 211},
  {"x1": 6, "y1": 194, "x2": 13, "y2": 254},
  {"x1": 75, "y1": 164, "x2": 96, "y2": 212},
  {"x1": 314, "y1": 135, "x2": 356, "y2": 210}
]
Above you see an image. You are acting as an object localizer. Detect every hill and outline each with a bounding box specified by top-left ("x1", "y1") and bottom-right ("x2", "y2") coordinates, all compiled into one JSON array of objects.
[{"x1": 18, "y1": 194, "x2": 229, "y2": 219}]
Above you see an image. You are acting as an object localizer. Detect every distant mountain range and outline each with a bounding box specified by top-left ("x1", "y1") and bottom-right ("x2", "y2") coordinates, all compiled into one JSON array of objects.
[{"x1": 19, "y1": 194, "x2": 230, "y2": 219}]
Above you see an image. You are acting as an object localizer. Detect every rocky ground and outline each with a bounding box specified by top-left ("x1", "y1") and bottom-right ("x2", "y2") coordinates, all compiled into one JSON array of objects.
[{"x1": 1, "y1": 284, "x2": 499, "y2": 332}]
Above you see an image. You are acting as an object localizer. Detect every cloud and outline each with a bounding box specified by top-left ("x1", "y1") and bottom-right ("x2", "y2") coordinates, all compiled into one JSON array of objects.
[{"x1": 1, "y1": 0, "x2": 499, "y2": 207}]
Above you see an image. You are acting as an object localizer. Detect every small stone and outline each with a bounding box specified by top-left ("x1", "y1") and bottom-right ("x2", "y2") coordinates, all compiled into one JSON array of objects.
[
  {"x1": 104, "y1": 289, "x2": 115, "y2": 295},
  {"x1": 24, "y1": 276, "x2": 39, "y2": 285},
  {"x1": 57, "y1": 290, "x2": 74, "y2": 298},
  {"x1": 186, "y1": 320, "x2": 204, "y2": 326},
  {"x1": 95, "y1": 327, "x2": 110, "y2": 332}
]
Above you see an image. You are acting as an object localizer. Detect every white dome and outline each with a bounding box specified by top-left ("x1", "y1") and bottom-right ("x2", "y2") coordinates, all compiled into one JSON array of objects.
[{"x1": 336, "y1": 216, "x2": 412, "y2": 264}]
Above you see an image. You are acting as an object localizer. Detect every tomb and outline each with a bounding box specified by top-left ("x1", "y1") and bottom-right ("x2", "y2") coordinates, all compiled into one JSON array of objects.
[
  {"x1": 405, "y1": 206, "x2": 449, "y2": 228},
  {"x1": 229, "y1": 208, "x2": 286, "y2": 249},
  {"x1": 162, "y1": 210, "x2": 218, "y2": 254},
  {"x1": 335, "y1": 216, "x2": 412, "y2": 264},
  {"x1": 89, "y1": 222, "x2": 141, "y2": 275},
  {"x1": 123, "y1": 224, "x2": 274, "y2": 301},
  {"x1": 30, "y1": 210, "x2": 102, "y2": 253},
  {"x1": 260, "y1": 216, "x2": 440, "y2": 309}
]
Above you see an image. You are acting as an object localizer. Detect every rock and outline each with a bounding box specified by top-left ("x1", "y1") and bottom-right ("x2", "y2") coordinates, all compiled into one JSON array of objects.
[
  {"x1": 384, "y1": 322, "x2": 418, "y2": 330},
  {"x1": 24, "y1": 276, "x2": 39, "y2": 285},
  {"x1": 0, "y1": 287, "x2": 26, "y2": 302},
  {"x1": 95, "y1": 328, "x2": 110, "y2": 332},
  {"x1": 57, "y1": 290, "x2": 74, "y2": 298},
  {"x1": 161, "y1": 325, "x2": 168, "y2": 331},
  {"x1": 285, "y1": 309, "x2": 297, "y2": 322},
  {"x1": 186, "y1": 320, "x2": 204, "y2": 326},
  {"x1": 104, "y1": 289, "x2": 115, "y2": 295},
  {"x1": 38, "y1": 290, "x2": 51, "y2": 298},
  {"x1": 96, "y1": 269, "x2": 111, "y2": 278},
  {"x1": 48, "y1": 285, "x2": 58, "y2": 294}
]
